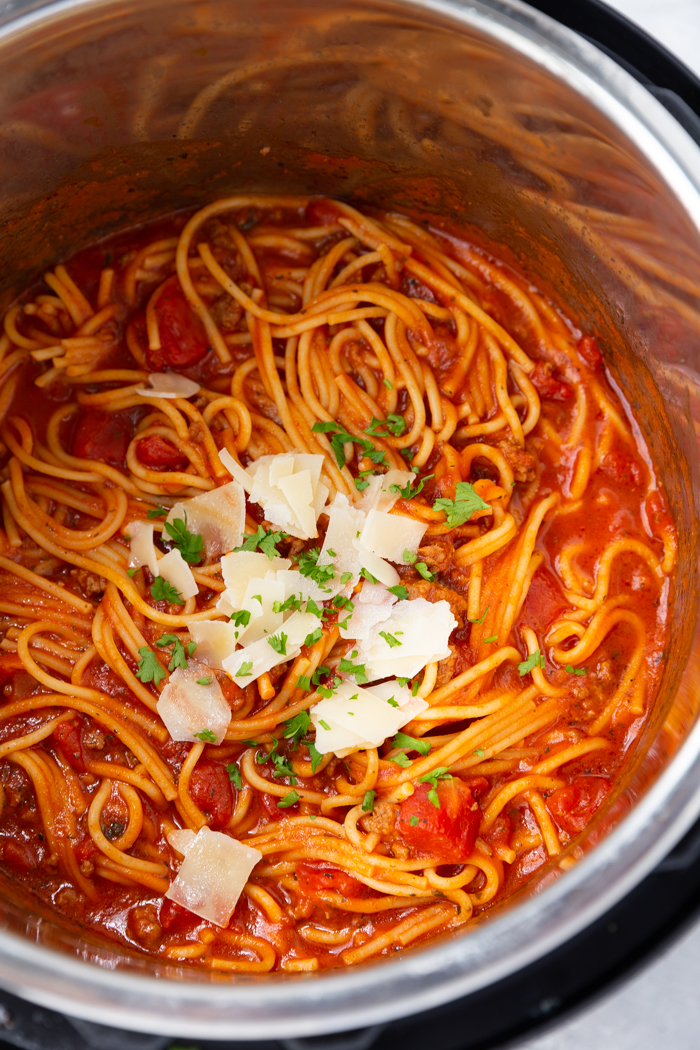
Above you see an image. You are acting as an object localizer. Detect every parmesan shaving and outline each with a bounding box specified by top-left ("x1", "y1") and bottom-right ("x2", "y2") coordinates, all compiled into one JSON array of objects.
[
  {"x1": 157, "y1": 548, "x2": 198, "y2": 600},
  {"x1": 220, "y1": 551, "x2": 290, "y2": 609},
  {"x1": 354, "y1": 597, "x2": 457, "y2": 681},
  {"x1": 222, "y1": 610, "x2": 320, "y2": 682},
  {"x1": 156, "y1": 659, "x2": 231, "y2": 745},
  {"x1": 139, "y1": 373, "x2": 200, "y2": 399},
  {"x1": 360, "y1": 509, "x2": 427, "y2": 563},
  {"x1": 219, "y1": 449, "x2": 328, "y2": 539},
  {"x1": 357, "y1": 469, "x2": 416, "y2": 512},
  {"x1": 166, "y1": 481, "x2": 245, "y2": 561},
  {"x1": 188, "y1": 621, "x2": 239, "y2": 669},
  {"x1": 165, "y1": 826, "x2": 262, "y2": 928},
  {"x1": 310, "y1": 679, "x2": 428, "y2": 757},
  {"x1": 129, "y1": 521, "x2": 159, "y2": 577}
]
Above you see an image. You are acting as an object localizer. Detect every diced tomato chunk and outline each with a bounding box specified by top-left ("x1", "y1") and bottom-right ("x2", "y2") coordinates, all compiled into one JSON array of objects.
[
  {"x1": 53, "y1": 720, "x2": 86, "y2": 773},
  {"x1": 305, "y1": 198, "x2": 343, "y2": 227},
  {"x1": 72, "y1": 409, "x2": 133, "y2": 468},
  {"x1": 159, "y1": 896, "x2": 189, "y2": 930},
  {"x1": 519, "y1": 568, "x2": 569, "y2": 636},
  {"x1": 529, "y1": 361, "x2": 573, "y2": 401},
  {"x1": 398, "y1": 779, "x2": 481, "y2": 864},
  {"x1": 149, "y1": 276, "x2": 209, "y2": 370},
  {"x1": 0, "y1": 839, "x2": 39, "y2": 872},
  {"x1": 136, "y1": 435, "x2": 189, "y2": 472},
  {"x1": 188, "y1": 759, "x2": 233, "y2": 828},
  {"x1": 577, "y1": 334, "x2": 602, "y2": 369},
  {"x1": 546, "y1": 776, "x2": 610, "y2": 835},
  {"x1": 219, "y1": 675, "x2": 245, "y2": 708},
  {"x1": 599, "y1": 450, "x2": 643, "y2": 488},
  {"x1": 296, "y1": 862, "x2": 365, "y2": 899},
  {"x1": 259, "y1": 791, "x2": 298, "y2": 820},
  {"x1": 74, "y1": 837, "x2": 98, "y2": 862}
]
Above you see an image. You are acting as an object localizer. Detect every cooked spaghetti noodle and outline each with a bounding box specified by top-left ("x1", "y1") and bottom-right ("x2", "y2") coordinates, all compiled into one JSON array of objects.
[{"x1": 0, "y1": 196, "x2": 674, "y2": 970}]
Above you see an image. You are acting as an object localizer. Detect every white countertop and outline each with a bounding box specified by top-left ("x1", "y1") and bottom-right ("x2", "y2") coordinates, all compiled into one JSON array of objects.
[{"x1": 521, "y1": 2, "x2": 700, "y2": 1047}]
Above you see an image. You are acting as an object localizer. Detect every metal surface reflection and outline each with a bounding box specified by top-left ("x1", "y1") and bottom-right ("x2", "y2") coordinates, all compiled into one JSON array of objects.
[{"x1": 0, "y1": 0, "x2": 696, "y2": 1039}]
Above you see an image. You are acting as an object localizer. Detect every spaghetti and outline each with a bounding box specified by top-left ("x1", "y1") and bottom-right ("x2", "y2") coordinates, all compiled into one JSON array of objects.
[{"x1": 0, "y1": 195, "x2": 674, "y2": 971}]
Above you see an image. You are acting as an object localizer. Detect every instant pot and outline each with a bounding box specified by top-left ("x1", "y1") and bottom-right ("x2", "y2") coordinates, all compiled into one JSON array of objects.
[{"x1": 0, "y1": 0, "x2": 699, "y2": 1045}]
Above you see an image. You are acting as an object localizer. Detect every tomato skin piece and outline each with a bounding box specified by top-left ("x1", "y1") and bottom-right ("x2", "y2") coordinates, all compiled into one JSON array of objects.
[
  {"x1": 398, "y1": 780, "x2": 481, "y2": 864},
  {"x1": 136, "y1": 435, "x2": 189, "y2": 472},
  {"x1": 53, "y1": 720, "x2": 86, "y2": 773},
  {"x1": 0, "y1": 839, "x2": 39, "y2": 872},
  {"x1": 529, "y1": 361, "x2": 573, "y2": 401},
  {"x1": 72, "y1": 409, "x2": 133, "y2": 468},
  {"x1": 577, "y1": 334, "x2": 602, "y2": 369},
  {"x1": 305, "y1": 198, "x2": 342, "y2": 227},
  {"x1": 188, "y1": 759, "x2": 234, "y2": 828},
  {"x1": 296, "y1": 862, "x2": 365, "y2": 899},
  {"x1": 519, "y1": 568, "x2": 569, "y2": 636},
  {"x1": 546, "y1": 776, "x2": 610, "y2": 835},
  {"x1": 149, "y1": 277, "x2": 209, "y2": 370}
]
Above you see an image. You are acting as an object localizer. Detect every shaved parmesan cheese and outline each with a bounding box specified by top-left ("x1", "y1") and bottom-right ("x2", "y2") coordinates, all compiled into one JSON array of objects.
[
  {"x1": 129, "y1": 521, "x2": 159, "y2": 577},
  {"x1": 319, "y1": 495, "x2": 366, "y2": 579},
  {"x1": 360, "y1": 509, "x2": 427, "y2": 563},
  {"x1": 351, "y1": 539, "x2": 400, "y2": 587},
  {"x1": 167, "y1": 828, "x2": 196, "y2": 856},
  {"x1": 139, "y1": 373, "x2": 200, "y2": 399},
  {"x1": 157, "y1": 548, "x2": 198, "y2": 600},
  {"x1": 222, "y1": 610, "x2": 320, "y2": 682},
  {"x1": 157, "y1": 659, "x2": 231, "y2": 744},
  {"x1": 339, "y1": 581, "x2": 397, "y2": 640},
  {"x1": 357, "y1": 469, "x2": 417, "y2": 512},
  {"x1": 188, "y1": 621, "x2": 239, "y2": 669},
  {"x1": 355, "y1": 597, "x2": 457, "y2": 681},
  {"x1": 220, "y1": 551, "x2": 290, "y2": 609},
  {"x1": 166, "y1": 481, "x2": 245, "y2": 562},
  {"x1": 310, "y1": 679, "x2": 428, "y2": 757},
  {"x1": 238, "y1": 576, "x2": 285, "y2": 645},
  {"x1": 275, "y1": 568, "x2": 337, "y2": 605},
  {"x1": 165, "y1": 826, "x2": 262, "y2": 928},
  {"x1": 220, "y1": 450, "x2": 328, "y2": 540}
]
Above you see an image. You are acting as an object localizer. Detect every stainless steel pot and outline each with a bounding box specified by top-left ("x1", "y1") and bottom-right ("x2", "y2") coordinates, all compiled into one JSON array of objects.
[{"x1": 0, "y1": 0, "x2": 698, "y2": 1039}]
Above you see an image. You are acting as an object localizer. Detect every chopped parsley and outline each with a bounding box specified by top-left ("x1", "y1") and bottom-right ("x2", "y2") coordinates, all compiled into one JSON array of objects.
[
  {"x1": 340, "y1": 571, "x2": 353, "y2": 584},
  {"x1": 484, "y1": 635, "x2": 498, "y2": 644},
  {"x1": 163, "y1": 514, "x2": 204, "y2": 565},
  {"x1": 387, "y1": 584, "x2": 408, "y2": 600},
  {"x1": 409, "y1": 815, "x2": 419, "y2": 826},
  {"x1": 303, "y1": 739, "x2": 323, "y2": 773},
  {"x1": 305, "y1": 627, "x2": 323, "y2": 648},
  {"x1": 311, "y1": 421, "x2": 388, "y2": 470},
  {"x1": 267, "y1": 632, "x2": 288, "y2": 656},
  {"x1": 147, "y1": 505, "x2": 169, "y2": 519},
  {"x1": 393, "y1": 732, "x2": 430, "y2": 755},
  {"x1": 156, "y1": 634, "x2": 195, "y2": 671},
  {"x1": 386, "y1": 697, "x2": 399, "y2": 708},
  {"x1": 234, "y1": 524, "x2": 288, "y2": 560},
  {"x1": 566, "y1": 664, "x2": 588, "y2": 675},
  {"x1": 433, "y1": 482, "x2": 491, "y2": 527},
  {"x1": 297, "y1": 547, "x2": 335, "y2": 587},
  {"x1": 150, "y1": 576, "x2": 184, "y2": 604},
  {"x1": 354, "y1": 470, "x2": 374, "y2": 492},
  {"x1": 379, "y1": 631, "x2": 402, "y2": 648},
  {"x1": 419, "y1": 766, "x2": 453, "y2": 808},
  {"x1": 339, "y1": 652, "x2": 368, "y2": 683},
  {"x1": 319, "y1": 719, "x2": 331, "y2": 731},
  {"x1": 193, "y1": 728, "x2": 217, "y2": 743},
  {"x1": 360, "y1": 567, "x2": 379, "y2": 584},
  {"x1": 317, "y1": 676, "x2": 340, "y2": 698},
  {"x1": 402, "y1": 549, "x2": 435, "y2": 582},
  {"x1": 296, "y1": 674, "x2": 312, "y2": 691},
  {"x1": 469, "y1": 605, "x2": 490, "y2": 625},
  {"x1": 282, "y1": 710, "x2": 311, "y2": 748},
  {"x1": 391, "y1": 752, "x2": 413, "y2": 768},
  {"x1": 390, "y1": 474, "x2": 433, "y2": 500},
  {"x1": 273, "y1": 594, "x2": 302, "y2": 614},
  {"x1": 126, "y1": 567, "x2": 138, "y2": 578},
  {"x1": 230, "y1": 609, "x2": 251, "y2": 628},
  {"x1": 473, "y1": 748, "x2": 485, "y2": 759},
  {"x1": 383, "y1": 378, "x2": 393, "y2": 390},
  {"x1": 278, "y1": 790, "x2": 300, "y2": 808},
  {"x1": 136, "y1": 647, "x2": 165, "y2": 686},
  {"x1": 235, "y1": 661, "x2": 253, "y2": 677},
  {"x1": 364, "y1": 413, "x2": 407, "y2": 437},
  {"x1": 362, "y1": 789, "x2": 376, "y2": 813},
  {"x1": 196, "y1": 676, "x2": 213, "y2": 686},
  {"x1": 518, "y1": 649, "x2": 545, "y2": 675},
  {"x1": 226, "y1": 763, "x2": 242, "y2": 789},
  {"x1": 311, "y1": 665, "x2": 331, "y2": 686}
]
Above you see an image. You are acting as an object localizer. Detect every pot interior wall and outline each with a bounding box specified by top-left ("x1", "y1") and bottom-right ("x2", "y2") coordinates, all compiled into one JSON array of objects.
[{"x1": 0, "y1": 0, "x2": 698, "y2": 972}]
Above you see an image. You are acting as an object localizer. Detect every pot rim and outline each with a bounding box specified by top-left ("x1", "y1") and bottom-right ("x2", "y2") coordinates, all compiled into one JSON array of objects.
[{"x1": 0, "y1": 0, "x2": 699, "y2": 1039}]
